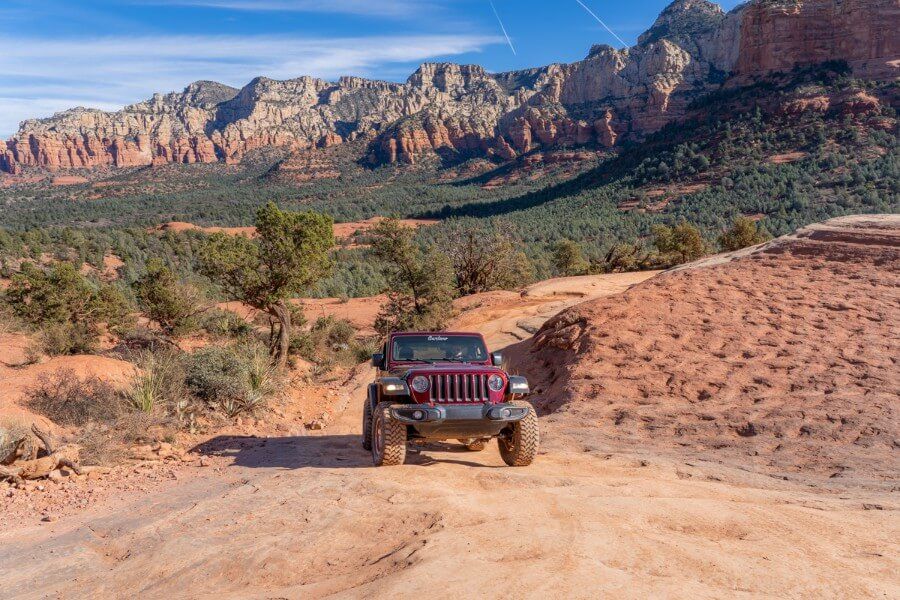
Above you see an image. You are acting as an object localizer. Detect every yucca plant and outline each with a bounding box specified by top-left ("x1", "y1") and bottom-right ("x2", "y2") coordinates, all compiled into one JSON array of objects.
[{"x1": 128, "y1": 350, "x2": 186, "y2": 414}]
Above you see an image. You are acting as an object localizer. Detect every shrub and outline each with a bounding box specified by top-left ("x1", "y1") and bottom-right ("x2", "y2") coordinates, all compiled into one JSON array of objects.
[
  {"x1": 595, "y1": 242, "x2": 653, "y2": 273},
  {"x1": 5, "y1": 261, "x2": 134, "y2": 348},
  {"x1": 198, "y1": 308, "x2": 253, "y2": 339},
  {"x1": 298, "y1": 317, "x2": 341, "y2": 352},
  {"x1": 76, "y1": 412, "x2": 174, "y2": 466},
  {"x1": 184, "y1": 345, "x2": 276, "y2": 417},
  {"x1": 40, "y1": 322, "x2": 98, "y2": 356},
  {"x1": 439, "y1": 221, "x2": 535, "y2": 294},
  {"x1": 21, "y1": 367, "x2": 182, "y2": 466},
  {"x1": 26, "y1": 369, "x2": 124, "y2": 426},
  {"x1": 369, "y1": 218, "x2": 454, "y2": 335},
  {"x1": 0, "y1": 302, "x2": 27, "y2": 335},
  {"x1": 552, "y1": 239, "x2": 588, "y2": 276},
  {"x1": 5, "y1": 262, "x2": 95, "y2": 325},
  {"x1": 652, "y1": 221, "x2": 709, "y2": 267},
  {"x1": 184, "y1": 347, "x2": 248, "y2": 404},
  {"x1": 291, "y1": 316, "x2": 370, "y2": 372},
  {"x1": 353, "y1": 337, "x2": 381, "y2": 364},
  {"x1": 115, "y1": 327, "x2": 163, "y2": 353},
  {"x1": 326, "y1": 319, "x2": 355, "y2": 347},
  {"x1": 719, "y1": 217, "x2": 772, "y2": 251},
  {"x1": 133, "y1": 258, "x2": 206, "y2": 336}
]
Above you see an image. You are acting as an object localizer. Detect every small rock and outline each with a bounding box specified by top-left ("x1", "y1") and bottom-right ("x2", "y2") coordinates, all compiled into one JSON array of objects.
[
  {"x1": 48, "y1": 470, "x2": 64, "y2": 483},
  {"x1": 130, "y1": 444, "x2": 155, "y2": 460},
  {"x1": 81, "y1": 465, "x2": 111, "y2": 476},
  {"x1": 41, "y1": 515, "x2": 57, "y2": 523},
  {"x1": 199, "y1": 456, "x2": 212, "y2": 467}
]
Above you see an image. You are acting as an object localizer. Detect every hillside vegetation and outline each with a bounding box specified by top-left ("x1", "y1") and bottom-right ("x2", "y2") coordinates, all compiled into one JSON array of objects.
[{"x1": 0, "y1": 64, "x2": 897, "y2": 297}]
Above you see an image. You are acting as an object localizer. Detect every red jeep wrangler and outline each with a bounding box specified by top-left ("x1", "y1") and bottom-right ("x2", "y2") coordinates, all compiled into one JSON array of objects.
[{"x1": 363, "y1": 332, "x2": 538, "y2": 467}]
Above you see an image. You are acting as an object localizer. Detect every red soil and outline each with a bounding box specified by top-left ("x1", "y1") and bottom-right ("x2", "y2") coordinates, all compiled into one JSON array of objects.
[
  {"x1": 50, "y1": 176, "x2": 89, "y2": 186},
  {"x1": 154, "y1": 217, "x2": 437, "y2": 245},
  {"x1": 769, "y1": 151, "x2": 808, "y2": 164},
  {"x1": 0, "y1": 333, "x2": 137, "y2": 428}
]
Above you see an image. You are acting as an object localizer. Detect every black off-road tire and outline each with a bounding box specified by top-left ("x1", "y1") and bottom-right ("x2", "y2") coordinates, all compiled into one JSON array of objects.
[
  {"x1": 459, "y1": 438, "x2": 488, "y2": 451},
  {"x1": 361, "y1": 398, "x2": 373, "y2": 450},
  {"x1": 372, "y1": 401, "x2": 407, "y2": 466},
  {"x1": 498, "y1": 401, "x2": 539, "y2": 466}
]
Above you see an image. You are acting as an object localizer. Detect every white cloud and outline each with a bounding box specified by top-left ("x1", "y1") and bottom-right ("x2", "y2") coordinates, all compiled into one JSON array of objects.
[
  {"x1": 137, "y1": 0, "x2": 430, "y2": 17},
  {"x1": 0, "y1": 33, "x2": 498, "y2": 137}
]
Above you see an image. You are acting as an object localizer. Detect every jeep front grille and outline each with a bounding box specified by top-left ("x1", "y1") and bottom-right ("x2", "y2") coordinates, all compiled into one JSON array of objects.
[{"x1": 428, "y1": 374, "x2": 490, "y2": 403}]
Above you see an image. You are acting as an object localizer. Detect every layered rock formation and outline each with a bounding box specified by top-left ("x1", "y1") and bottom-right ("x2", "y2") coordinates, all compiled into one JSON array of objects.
[
  {"x1": 736, "y1": 0, "x2": 899, "y2": 80},
  {"x1": 2, "y1": 0, "x2": 896, "y2": 173}
]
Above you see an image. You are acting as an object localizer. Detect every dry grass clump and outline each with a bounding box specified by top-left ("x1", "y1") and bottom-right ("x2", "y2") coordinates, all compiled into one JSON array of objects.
[
  {"x1": 127, "y1": 350, "x2": 189, "y2": 414},
  {"x1": 26, "y1": 369, "x2": 125, "y2": 427},
  {"x1": 24, "y1": 369, "x2": 174, "y2": 466}
]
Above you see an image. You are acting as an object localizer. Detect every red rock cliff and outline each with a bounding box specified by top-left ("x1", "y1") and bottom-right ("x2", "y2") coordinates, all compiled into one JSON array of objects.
[{"x1": 2, "y1": 0, "x2": 896, "y2": 173}]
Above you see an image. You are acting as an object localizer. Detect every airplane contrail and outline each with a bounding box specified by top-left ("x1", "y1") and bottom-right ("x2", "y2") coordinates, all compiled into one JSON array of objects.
[
  {"x1": 575, "y1": 0, "x2": 628, "y2": 48},
  {"x1": 489, "y1": 0, "x2": 516, "y2": 55}
]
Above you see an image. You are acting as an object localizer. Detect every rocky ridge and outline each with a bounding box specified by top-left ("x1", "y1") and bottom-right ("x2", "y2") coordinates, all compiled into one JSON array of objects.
[{"x1": 1, "y1": 0, "x2": 896, "y2": 174}]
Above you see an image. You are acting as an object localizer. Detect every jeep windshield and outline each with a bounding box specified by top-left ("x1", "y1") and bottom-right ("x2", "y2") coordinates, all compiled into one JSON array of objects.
[{"x1": 391, "y1": 334, "x2": 488, "y2": 364}]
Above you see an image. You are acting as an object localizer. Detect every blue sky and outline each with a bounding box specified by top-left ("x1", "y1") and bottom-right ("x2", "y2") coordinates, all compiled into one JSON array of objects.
[{"x1": 0, "y1": 0, "x2": 744, "y2": 137}]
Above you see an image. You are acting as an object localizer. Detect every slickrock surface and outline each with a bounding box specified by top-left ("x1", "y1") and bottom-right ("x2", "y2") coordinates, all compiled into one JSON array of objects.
[{"x1": 517, "y1": 215, "x2": 900, "y2": 487}]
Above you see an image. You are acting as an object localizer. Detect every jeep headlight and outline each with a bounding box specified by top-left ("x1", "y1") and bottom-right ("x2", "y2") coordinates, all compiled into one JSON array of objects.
[
  {"x1": 383, "y1": 381, "x2": 407, "y2": 393},
  {"x1": 410, "y1": 375, "x2": 430, "y2": 393},
  {"x1": 509, "y1": 377, "x2": 529, "y2": 394},
  {"x1": 487, "y1": 374, "x2": 504, "y2": 392}
]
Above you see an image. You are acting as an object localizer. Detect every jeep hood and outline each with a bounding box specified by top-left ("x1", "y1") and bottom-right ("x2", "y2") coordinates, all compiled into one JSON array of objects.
[{"x1": 394, "y1": 363, "x2": 502, "y2": 377}]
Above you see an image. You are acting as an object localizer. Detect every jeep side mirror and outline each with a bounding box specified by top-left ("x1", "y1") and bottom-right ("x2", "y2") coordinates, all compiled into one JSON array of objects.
[
  {"x1": 371, "y1": 353, "x2": 384, "y2": 369},
  {"x1": 491, "y1": 352, "x2": 503, "y2": 367}
]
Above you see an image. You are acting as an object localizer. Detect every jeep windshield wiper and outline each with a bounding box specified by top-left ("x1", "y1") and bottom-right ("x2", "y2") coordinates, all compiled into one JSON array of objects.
[{"x1": 437, "y1": 358, "x2": 472, "y2": 363}]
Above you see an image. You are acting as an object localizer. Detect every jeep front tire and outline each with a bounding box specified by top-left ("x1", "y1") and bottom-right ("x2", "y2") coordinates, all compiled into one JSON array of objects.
[
  {"x1": 372, "y1": 401, "x2": 407, "y2": 466},
  {"x1": 498, "y1": 401, "x2": 539, "y2": 466},
  {"x1": 361, "y1": 398, "x2": 374, "y2": 450}
]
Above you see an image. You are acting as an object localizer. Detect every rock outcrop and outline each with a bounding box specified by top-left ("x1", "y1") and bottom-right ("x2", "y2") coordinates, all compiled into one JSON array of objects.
[
  {"x1": 736, "y1": 0, "x2": 899, "y2": 80},
  {"x1": 2, "y1": 0, "x2": 896, "y2": 173},
  {"x1": 515, "y1": 215, "x2": 900, "y2": 482}
]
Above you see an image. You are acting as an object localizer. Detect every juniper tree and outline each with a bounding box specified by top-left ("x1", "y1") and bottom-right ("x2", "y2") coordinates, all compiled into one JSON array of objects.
[
  {"x1": 369, "y1": 218, "x2": 454, "y2": 335},
  {"x1": 199, "y1": 202, "x2": 333, "y2": 367}
]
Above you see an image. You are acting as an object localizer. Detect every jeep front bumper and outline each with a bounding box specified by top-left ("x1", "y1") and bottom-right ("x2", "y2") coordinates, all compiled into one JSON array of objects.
[{"x1": 389, "y1": 402, "x2": 528, "y2": 440}]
